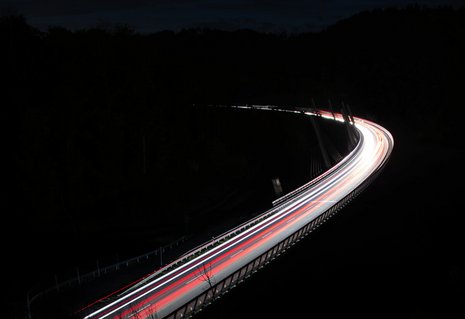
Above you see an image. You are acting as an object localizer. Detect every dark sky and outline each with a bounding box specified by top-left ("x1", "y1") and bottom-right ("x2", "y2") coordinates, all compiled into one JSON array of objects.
[{"x1": 1, "y1": 0, "x2": 463, "y2": 33}]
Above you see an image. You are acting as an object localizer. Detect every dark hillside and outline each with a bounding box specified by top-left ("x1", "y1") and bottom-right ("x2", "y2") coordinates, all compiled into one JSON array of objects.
[{"x1": 4, "y1": 5, "x2": 465, "y2": 318}]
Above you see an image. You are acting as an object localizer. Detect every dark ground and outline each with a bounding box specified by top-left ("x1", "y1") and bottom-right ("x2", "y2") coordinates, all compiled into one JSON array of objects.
[{"x1": 4, "y1": 5, "x2": 465, "y2": 319}]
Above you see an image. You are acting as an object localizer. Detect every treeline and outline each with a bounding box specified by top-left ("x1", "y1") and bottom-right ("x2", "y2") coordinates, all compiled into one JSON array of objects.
[{"x1": 4, "y1": 5, "x2": 465, "y2": 134}]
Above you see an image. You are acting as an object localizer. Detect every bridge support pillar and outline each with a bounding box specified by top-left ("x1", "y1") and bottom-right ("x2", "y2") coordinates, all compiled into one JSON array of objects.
[
  {"x1": 309, "y1": 112, "x2": 332, "y2": 170},
  {"x1": 341, "y1": 103, "x2": 357, "y2": 149},
  {"x1": 328, "y1": 99, "x2": 336, "y2": 120},
  {"x1": 271, "y1": 178, "x2": 283, "y2": 197},
  {"x1": 346, "y1": 103, "x2": 355, "y2": 124}
]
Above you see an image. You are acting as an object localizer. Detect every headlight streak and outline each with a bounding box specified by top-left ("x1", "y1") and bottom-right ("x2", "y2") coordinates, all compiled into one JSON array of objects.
[
  {"x1": 85, "y1": 130, "x2": 366, "y2": 318},
  {"x1": 82, "y1": 106, "x2": 393, "y2": 319},
  {"x1": 86, "y1": 145, "x2": 365, "y2": 319},
  {"x1": 127, "y1": 128, "x2": 363, "y2": 294}
]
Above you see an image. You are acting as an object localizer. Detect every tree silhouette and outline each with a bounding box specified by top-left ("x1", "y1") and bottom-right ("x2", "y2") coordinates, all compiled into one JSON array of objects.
[{"x1": 197, "y1": 262, "x2": 215, "y2": 291}]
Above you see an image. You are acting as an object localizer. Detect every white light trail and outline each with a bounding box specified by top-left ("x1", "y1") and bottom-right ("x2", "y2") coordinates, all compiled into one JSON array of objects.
[{"x1": 81, "y1": 106, "x2": 393, "y2": 319}]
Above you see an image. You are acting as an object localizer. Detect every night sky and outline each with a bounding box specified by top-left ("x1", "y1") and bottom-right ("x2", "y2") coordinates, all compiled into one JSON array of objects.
[{"x1": 2, "y1": 0, "x2": 463, "y2": 33}]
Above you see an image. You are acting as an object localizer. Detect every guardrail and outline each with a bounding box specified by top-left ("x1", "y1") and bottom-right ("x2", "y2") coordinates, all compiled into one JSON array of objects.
[
  {"x1": 71, "y1": 105, "x2": 361, "y2": 318},
  {"x1": 119, "y1": 106, "x2": 361, "y2": 296},
  {"x1": 163, "y1": 131, "x2": 392, "y2": 319},
  {"x1": 79, "y1": 105, "x2": 370, "y2": 319},
  {"x1": 26, "y1": 236, "x2": 186, "y2": 319},
  {"x1": 37, "y1": 104, "x2": 387, "y2": 319}
]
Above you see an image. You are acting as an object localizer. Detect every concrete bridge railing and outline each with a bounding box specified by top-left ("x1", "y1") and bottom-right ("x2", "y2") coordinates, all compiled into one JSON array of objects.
[{"x1": 161, "y1": 106, "x2": 391, "y2": 319}]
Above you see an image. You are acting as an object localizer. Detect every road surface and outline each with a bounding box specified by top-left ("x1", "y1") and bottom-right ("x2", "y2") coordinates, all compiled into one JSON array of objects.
[{"x1": 79, "y1": 106, "x2": 394, "y2": 319}]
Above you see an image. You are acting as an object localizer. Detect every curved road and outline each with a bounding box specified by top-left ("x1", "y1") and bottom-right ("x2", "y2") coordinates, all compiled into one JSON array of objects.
[{"x1": 79, "y1": 107, "x2": 394, "y2": 319}]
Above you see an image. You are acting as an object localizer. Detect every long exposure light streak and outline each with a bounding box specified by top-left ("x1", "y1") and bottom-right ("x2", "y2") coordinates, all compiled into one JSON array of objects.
[{"x1": 80, "y1": 106, "x2": 394, "y2": 319}]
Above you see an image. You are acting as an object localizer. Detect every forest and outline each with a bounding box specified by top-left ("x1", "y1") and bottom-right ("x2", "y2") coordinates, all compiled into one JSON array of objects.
[{"x1": 5, "y1": 5, "x2": 465, "y2": 318}]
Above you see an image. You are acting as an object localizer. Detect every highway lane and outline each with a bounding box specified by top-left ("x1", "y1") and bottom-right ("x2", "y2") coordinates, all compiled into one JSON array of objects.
[{"x1": 80, "y1": 107, "x2": 393, "y2": 319}]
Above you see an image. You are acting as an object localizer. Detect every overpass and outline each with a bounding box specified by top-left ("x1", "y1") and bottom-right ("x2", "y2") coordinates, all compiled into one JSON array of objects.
[{"x1": 78, "y1": 105, "x2": 394, "y2": 319}]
